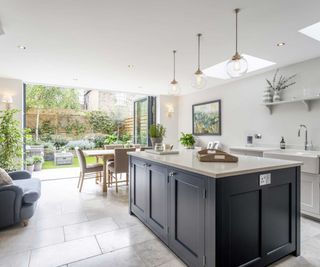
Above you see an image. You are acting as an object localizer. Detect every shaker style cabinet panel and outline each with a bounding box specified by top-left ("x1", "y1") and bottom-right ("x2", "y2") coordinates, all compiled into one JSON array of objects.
[
  {"x1": 301, "y1": 173, "x2": 320, "y2": 215},
  {"x1": 169, "y1": 171, "x2": 206, "y2": 267},
  {"x1": 146, "y1": 164, "x2": 169, "y2": 243},
  {"x1": 130, "y1": 158, "x2": 148, "y2": 220}
]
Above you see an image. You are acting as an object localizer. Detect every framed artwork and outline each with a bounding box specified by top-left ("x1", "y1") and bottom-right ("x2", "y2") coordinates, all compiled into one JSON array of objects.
[{"x1": 192, "y1": 100, "x2": 221, "y2": 135}]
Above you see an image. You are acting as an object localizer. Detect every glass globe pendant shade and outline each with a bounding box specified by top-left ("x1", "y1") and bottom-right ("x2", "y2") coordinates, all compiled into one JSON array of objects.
[
  {"x1": 192, "y1": 69, "x2": 207, "y2": 89},
  {"x1": 226, "y1": 54, "x2": 248, "y2": 78},
  {"x1": 169, "y1": 80, "x2": 181, "y2": 95}
]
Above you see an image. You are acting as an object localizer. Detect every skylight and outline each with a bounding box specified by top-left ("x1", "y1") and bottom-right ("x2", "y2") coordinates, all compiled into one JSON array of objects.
[
  {"x1": 203, "y1": 54, "x2": 276, "y2": 80},
  {"x1": 299, "y1": 22, "x2": 320, "y2": 42}
]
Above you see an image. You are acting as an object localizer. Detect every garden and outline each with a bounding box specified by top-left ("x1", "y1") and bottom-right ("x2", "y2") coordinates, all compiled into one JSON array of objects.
[{"x1": 25, "y1": 85, "x2": 135, "y2": 170}]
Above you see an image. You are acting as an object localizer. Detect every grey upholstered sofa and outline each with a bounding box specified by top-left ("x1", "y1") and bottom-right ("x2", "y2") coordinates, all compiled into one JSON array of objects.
[{"x1": 0, "y1": 171, "x2": 41, "y2": 228}]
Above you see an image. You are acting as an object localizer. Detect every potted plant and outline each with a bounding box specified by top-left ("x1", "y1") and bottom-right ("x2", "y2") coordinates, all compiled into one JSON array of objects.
[
  {"x1": 266, "y1": 69, "x2": 296, "y2": 102},
  {"x1": 149, "y1": 124, "x2": 166, "y2": 147},
  {"x1": 26, "y1": 157, "x2": 34, "y2": 173},
  {"x1": 179, "y1": 132, "x2": 196, "y2": 149},
  {"x1": 33, "y1": 155, "x2": 44, "y2": 172}
]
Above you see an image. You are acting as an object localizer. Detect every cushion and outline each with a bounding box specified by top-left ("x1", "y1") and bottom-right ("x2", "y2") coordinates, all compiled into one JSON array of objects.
[
  {"x1": 0, "y1": 168, "x2": 13, "y2": 186},
  {"x1": 13, "y1": 178, "x2": 41, "y2": 204}
]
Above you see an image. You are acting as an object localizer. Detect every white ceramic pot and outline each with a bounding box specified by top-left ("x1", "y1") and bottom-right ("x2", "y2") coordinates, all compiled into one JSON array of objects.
[
  {"x1": 34, "y1": 163, "x2": 43, "y2": 172},
  {"x1": 26, "y1": 165, "x2": 34, "y2": 173}
]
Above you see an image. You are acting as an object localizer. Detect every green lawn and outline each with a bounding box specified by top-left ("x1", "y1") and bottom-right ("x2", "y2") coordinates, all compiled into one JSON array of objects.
[{"x1": 43, "y1": 156, "x2": 97, "y2": 169}]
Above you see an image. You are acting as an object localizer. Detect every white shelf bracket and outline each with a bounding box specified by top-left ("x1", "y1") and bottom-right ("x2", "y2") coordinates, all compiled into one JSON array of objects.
[{"x1": 302, "y1": 100, "x2": 311, "y2": 111}]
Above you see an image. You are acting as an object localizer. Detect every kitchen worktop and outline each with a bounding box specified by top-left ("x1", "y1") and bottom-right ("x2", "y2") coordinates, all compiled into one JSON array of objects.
[
  {"x1": 128, "y1": 150, "x2": 302, "y2": 178},
  {"x1": 229, "y1": 146, "x2": 279, "y2": 152}
]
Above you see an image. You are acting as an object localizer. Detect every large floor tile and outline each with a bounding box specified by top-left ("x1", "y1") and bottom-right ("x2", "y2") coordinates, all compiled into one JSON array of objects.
[
  {"x1": 157, "y1": 258, "x2": 187, "y2": 267},
  {"x1": 96, "y1": 224, "x2": 155, "y2": 253},
  {"x1": 35, "y1": 212, "x2": 88, "y2": 230},
  {"x1": 29, "y1": 237, "x2": 101, "y2": 267},
  {"x1": 0, "y1": 227, "x2": 64, "y2": 258},
  {"x1": 0, "y1": 251, "x2": 30, "y2": 267},
  {"x1": 133, "y1": 239, "x2": 175, "y2": 267},
  {"x1": 64, "y1": 217, "x2": 119, "y2": 241},
  {"x1": 69, "y1": 247, "x2": 145, "y2": 267}
]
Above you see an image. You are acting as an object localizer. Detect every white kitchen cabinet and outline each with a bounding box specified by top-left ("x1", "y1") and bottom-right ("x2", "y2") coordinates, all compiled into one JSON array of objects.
[{"x1": 301, "y1": 173, "x2": 320, "y2": 216}]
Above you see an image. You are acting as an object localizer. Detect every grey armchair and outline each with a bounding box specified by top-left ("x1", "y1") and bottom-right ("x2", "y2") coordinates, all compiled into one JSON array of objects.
[{"x1": 0, "y1": 171, "x2": 41, "y2": 228}]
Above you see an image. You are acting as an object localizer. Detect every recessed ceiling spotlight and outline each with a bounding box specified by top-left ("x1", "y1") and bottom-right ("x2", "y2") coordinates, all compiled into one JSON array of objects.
[
  {"x1": 128, "y1": 65, "x2": 134, "y2": 69},
  {"x1": 17, "y1": 45, "x2": 26, "y2": 50},
  {"x1": 277, "y1": 42, "x2": 286, "y2": 47}
]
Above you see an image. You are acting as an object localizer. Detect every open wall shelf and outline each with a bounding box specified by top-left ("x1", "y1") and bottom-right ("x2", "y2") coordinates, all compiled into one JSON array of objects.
[{"x1": 263, "y1": 95, "x2": 320, "y2": 114}]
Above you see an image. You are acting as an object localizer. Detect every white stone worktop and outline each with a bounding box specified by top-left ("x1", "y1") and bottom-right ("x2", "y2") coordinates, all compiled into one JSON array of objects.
[
  {"x1": 229, "y1": 146, "x2": 279, "y2": 152},
  {"x1": 128, "y1": 150, "x2": 302, "y2": 178}
]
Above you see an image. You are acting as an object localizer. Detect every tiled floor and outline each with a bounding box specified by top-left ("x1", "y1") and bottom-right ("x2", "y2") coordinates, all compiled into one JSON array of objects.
[{"x1": 0, "y1": 178, "x2": 320, "y2": 267}]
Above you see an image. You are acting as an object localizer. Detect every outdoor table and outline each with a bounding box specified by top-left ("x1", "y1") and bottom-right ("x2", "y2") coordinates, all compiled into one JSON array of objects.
[{"x1": 83, "y1": 149, "x2": 114, "y2": 192}]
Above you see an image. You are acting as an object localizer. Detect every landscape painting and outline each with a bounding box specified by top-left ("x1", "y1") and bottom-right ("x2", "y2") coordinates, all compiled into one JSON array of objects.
[{"x1": 192, "y1": 100, "x2": 221, "y2": 135}]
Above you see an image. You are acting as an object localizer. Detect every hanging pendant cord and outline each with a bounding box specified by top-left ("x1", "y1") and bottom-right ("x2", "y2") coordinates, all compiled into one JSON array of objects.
[
  {"x1": 235, "y1": 8, "x2": 239, "y2": 53},
  {"x1": 173, "y1": 50, "x2": 176, "y2": 80},
  {"x1": 197, "y1": 34, "x2": 201, "y2": 69}
]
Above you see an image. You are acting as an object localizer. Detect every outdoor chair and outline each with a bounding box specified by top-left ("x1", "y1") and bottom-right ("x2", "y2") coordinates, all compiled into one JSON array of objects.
[
  {"x1": 108, "y1": 148, "x2": 135, "y2": 192},
  {"x1": 75, "y1": 148, "x2": 103, "y2": 192}
]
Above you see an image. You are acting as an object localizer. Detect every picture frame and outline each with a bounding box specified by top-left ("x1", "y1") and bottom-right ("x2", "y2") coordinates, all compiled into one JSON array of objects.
[{"x1": 192, "y1": 100, "x2": 221, "y2": 136}]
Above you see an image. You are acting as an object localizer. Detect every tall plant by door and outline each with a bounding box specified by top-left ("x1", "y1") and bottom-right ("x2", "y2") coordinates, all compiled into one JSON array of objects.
[{"x1": 0, "y1": 109, "x2": 23, "y2": 171}]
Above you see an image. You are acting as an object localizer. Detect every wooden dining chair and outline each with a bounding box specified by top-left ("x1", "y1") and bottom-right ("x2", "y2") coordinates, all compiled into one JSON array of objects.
[
  {"x1": 107, "y1": 148, "x2": 135, "y2": 193},
  {"x1": 75, "y1": 148, "x2": 103, "y2": 192}
]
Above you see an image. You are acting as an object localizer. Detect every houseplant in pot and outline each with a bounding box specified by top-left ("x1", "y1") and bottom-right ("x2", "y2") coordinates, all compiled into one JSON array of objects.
[
  {"x1": 149, "y1": 124, "x2": 166, "y2": 148},
  {"x1": 179, "y1": 132, "x2": 196, "y2": 149},
  {"x1": 33, "y1": 155, "x2": 44, "y2": 172},
  {"x1": 26, "y1": 157, "x2": 35, "y2": 173}
]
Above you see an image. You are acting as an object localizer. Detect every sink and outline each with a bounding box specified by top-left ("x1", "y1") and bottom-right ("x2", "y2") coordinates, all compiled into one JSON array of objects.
[{"x1": 263, "y1": 149, "x2": 320, "y2": 174}]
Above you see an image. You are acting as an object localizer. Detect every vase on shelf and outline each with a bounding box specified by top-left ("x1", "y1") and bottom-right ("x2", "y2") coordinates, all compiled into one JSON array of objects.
[
  {"x1": 263, "y1": 87, "x2": 273, "y2": 103},
  {"x1": 273, "y1": 91, "x2": 281, "y2": 102}
]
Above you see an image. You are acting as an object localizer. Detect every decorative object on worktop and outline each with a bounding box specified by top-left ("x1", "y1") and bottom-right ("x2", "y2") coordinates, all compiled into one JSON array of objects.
[
  {"x1": 197, "y1": 149, "x2": 238, "y2": 162},
  {"x1": 280, "y1": 136, "x2": 286, "y2": 150},
  {"x1": 149, "y1": 123, "x2": 166, "y2": 148},
  {"x1": 263, "y1": 87, "x2": 273, "y2": 103},
  {"x1": 266, "y1": 69, "x2": 297, "y2": 102},
  {"x1": 179, "y1": 132, "x2": 195, "y2": 149},
  {"x1": 192, "y1": 100, "x2": 221, "y2": 135}
]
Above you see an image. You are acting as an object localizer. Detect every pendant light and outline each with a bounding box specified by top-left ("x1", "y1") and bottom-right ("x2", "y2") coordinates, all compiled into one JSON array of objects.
[
  {"x1": 169, "y1": 50, "x2": 181, "y2": 95},
  {"x1": 226, "y1": 8, "x2": 248, "y2": 78},
  {"x1": 192, "y1": 33, "x2": 207, "y2": 89}
]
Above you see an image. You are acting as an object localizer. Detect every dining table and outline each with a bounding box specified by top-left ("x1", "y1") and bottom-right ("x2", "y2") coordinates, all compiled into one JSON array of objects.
[{"x1": 83, "y1": 149, "x2": 114, "y2": 192}]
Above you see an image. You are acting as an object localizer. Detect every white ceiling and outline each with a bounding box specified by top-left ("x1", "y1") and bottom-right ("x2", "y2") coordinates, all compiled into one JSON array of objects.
[{"x1": 0, "y1": 0, "x2": 320, "y2": 95}]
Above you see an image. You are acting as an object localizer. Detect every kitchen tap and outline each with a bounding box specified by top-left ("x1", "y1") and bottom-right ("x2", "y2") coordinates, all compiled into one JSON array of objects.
[{"x1": 298, "y1": 124, "x2": 309, "y2": 150}]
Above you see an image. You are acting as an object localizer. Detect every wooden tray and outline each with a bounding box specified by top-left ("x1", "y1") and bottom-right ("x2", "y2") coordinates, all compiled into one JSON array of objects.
[{"x1": 197, "y1": 149, "x2": 238, "y2": 163}]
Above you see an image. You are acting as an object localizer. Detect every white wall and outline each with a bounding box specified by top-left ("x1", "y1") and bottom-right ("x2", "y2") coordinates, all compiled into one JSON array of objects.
[
  {"x1": 178, "y1": 57, "x2": 320, "y2": 150},
  {"x1": 0, "y1": 77, "x2": 24, "y2": 122},
  {"x1": 157, "y1": 95, "x2": 179, "y2": 148}
]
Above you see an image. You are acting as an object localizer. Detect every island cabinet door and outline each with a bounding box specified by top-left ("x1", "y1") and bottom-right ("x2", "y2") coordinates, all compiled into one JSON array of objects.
[
  {"x1": 216, "y1": 167, "x2": 298, "y2": 267},
  {"x1": 169, "y1": 170, "x2": 206, "y2": 267},
  {"x1": 146, "y1": 164, "x2": 169, "y2": 243},
  {"x1": 130, "y1": 158, "x2": 148, "y2": 221}
]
